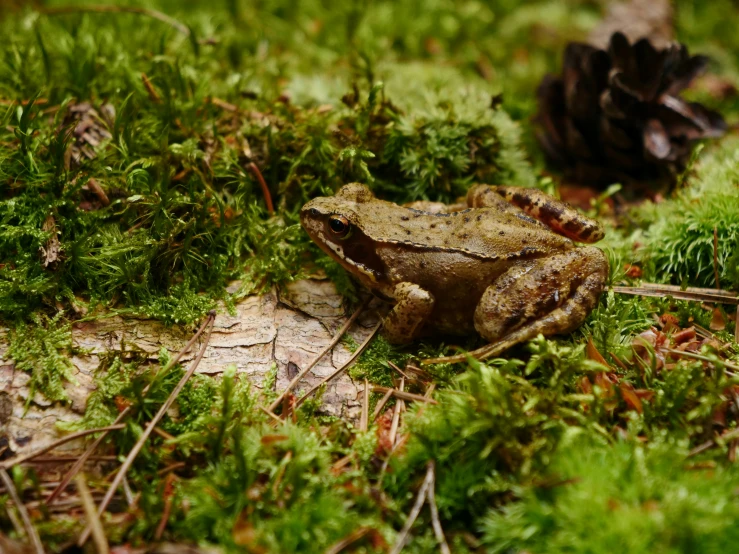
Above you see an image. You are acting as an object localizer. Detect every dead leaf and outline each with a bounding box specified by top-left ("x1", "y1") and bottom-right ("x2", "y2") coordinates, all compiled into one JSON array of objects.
[
  {"x1": 586, "y1": 337, "x2": 611, "y2": 369},
  {"x1": 620, "y1": 381, "x2": 643, "y2": 413}
]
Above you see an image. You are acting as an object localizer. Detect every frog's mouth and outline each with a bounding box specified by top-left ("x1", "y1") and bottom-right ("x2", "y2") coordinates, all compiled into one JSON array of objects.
[{"x1": 300, "y1": 208, "x2": 385, "y2": 285}]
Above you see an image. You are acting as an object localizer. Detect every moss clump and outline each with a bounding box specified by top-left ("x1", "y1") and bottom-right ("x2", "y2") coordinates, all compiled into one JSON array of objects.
[{"x1": 7, "y1": 312, "x2": 76, "y2": 403}]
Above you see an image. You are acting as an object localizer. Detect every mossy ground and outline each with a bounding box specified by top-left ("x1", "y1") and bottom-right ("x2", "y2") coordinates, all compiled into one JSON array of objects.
[{"x1": 2, "y1": 1, "x2": 739, "y2": 552}]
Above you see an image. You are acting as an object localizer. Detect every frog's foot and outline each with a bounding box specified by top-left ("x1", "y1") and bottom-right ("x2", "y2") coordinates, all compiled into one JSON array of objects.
[
  {"x1": 467, "y1": 184, "x2": 605, "y2": 243},
  {"x1": 383, "y1": 282, "x2": 435, "y2": 344},
  {"x1": 421, "y1": 247, "x2": 607, "y2": 365}
]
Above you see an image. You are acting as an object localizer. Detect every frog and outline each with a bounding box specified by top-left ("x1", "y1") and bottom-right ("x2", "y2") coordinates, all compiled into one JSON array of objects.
[{"x1": 300, "y1": 183, "x2": 608, "y2": 363}]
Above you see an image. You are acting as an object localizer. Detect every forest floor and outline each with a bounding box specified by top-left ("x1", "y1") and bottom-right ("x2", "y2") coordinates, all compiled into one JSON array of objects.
[{"x1": 2, "y1": 0, "x2": 739, "y2": 552}]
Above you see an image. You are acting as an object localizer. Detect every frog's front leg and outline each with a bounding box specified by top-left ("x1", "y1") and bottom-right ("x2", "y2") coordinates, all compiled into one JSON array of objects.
[
  {"x1": 467, "y1": 185, "x2": 604, "y2": 243},
  {"x1": 423, "y1": 246, "x2": 607, "y2": 364},
  {"x1": 383, "y1": 282, "x2": 435, "y2": 344}
]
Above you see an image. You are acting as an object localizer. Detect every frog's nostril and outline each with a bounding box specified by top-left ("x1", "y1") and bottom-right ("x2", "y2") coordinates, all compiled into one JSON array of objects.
[{"x1": 310, "y1": 208, "x2": 319, "y2": 217}]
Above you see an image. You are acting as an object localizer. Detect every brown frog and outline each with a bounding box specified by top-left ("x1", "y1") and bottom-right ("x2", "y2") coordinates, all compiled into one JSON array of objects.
[{"x1": 301, "y1": 183, "x2": 608, "y2": 363}]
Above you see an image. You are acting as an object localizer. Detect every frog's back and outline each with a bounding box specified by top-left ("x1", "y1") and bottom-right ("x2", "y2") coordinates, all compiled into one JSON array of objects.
[{"x1": 361, "y1": 202, "x2": 573, "y2": 261}]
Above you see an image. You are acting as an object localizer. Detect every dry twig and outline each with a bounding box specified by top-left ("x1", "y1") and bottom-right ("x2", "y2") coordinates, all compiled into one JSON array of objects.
[
  {"x1": 269, "y1": 296, "x2": 370, "y2": 412},
  {"x1": 371, "y1": 386, "x2": 438, "y2": 405},
  {"x1": 325, "y1": 527, "x2": 372, "y2": 554},
  {"x1": 360, "y1": 378, "x2": 369, "y2": 432},
  {"x1": 426, "y1": 461, "x2": 451, "y2": 554},
  {"x1": 612, "y1": 284, "x2": 738, "y2": 304},
  {"x1": 372, "y1": 388, "x2": 394, "y2": 421},
  {"x1": 0, "y1": 424, "x2": 125, "y2": 470},
  {"x1": 389, "y1": 462, "x2": 435, "y2": 554},
  {"x1": 295, "y1": 319, "x2": 383, "y2": 408},
  {"x1": 388, "y1": 378, "x2": 404, "y2": 447},
  {"x1": 248, "y1": 162, "x2": 274, "y2": 215},
  {"x1": 76, "y1": 474, "x2": 109, "y2": 554},
  {"x1": 0, "y1": 468, "x2": 44, "y2": 554},
  {"x1": 78, "y1": 312, "x2": 216, "y2": 546}
]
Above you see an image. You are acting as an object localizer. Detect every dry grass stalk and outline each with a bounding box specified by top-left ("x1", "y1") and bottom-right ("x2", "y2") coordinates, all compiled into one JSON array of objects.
[
  {"x1": 76, "y1": 474, "x2": 110, "y2": 554},
  {"x1": 612, "y1": 284, "x2": 739, "y2": 304},
  {"x1": 663, "y1": 347, "x2": 739, "y2": 374},
  {"x1": 0, "y1": 424, "x2": 126, "y2": 471},
  {"x1": 77, "y1": 312, "x2": 216, "y2": 546},
  {"x1": 295, "y1": 319, "x2": 383, "y2": 408},
  {"x1": 0, "y1": 468, "x2": 44, "y2": 554},
  {"x1": 371, "y1": 386, "x2": 438, "y2": 405},
  {"x1": 387, "y1": 360, "x2": 411, "y2": 380},
  {"x1": 248, "y1": 162, "x2": 275, "y2": 215},
  {"x1": 389, "y1": 378, "x2": 405, "y2": 447},
  {"x1": 360, "y1": 378, "x2": 370, "y2": 432},
  {"x1": 389, "y1": 462, "x2": 435, "y2": 554},
  {"x1": 140, "y1": 73, "x2": 162, "y2": 103},
  {"x1": 372, "y1": 388, "x2": 394, "y2": 421},
  {"x1": 324, "y1": 527, "x2": 372, "y2": 554},
  {"x1": 426, "y1": 461, "x2": 451, "y2": 554},
  {"x1": 269, "y1": 296, "x2": 370, "y2": 412}
]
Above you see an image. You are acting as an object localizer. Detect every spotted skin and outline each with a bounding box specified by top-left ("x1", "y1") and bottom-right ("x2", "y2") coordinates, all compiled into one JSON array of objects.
[{"x1": 490, "y1": 185, "x2": 605, "y2": 243}]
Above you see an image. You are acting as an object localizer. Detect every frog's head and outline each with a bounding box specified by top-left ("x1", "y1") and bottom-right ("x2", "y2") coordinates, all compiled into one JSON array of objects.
[{"x1": 301, "y1": 183, "x2": 384, "y2": 285}]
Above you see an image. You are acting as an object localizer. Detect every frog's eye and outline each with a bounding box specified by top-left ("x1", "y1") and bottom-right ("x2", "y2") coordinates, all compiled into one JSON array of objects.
[{"x1": 328, "y1": 215, "x2": 351, "y2": 237}]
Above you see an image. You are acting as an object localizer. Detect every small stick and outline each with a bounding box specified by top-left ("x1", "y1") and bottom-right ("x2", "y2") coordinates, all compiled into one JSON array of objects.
[
  {"x1": 612, "y1": 284, "x2": 738, "y2": 304},
  {"x1": 121, "y1": 475, "x2": 135, "y2": 506},
  {"x1": 371, "y1": 386, "x2": 438, "y2": 405},
  {"x1": 0, "y1": 468, "x2": 44, "y2": 554},
  {"x1": 259, "y1": 406, "x2": 283, "y2": 424},
  {"x1": 360, "y1": 379, "x2": 369, "y2": 432},
  {"x1": 389, "y1": 463, "x2": 435, "y2": 554},
  {"x1": 325, "y1": 527, "x2": 372, "y2": 554},
  {"x1": 210, "y1": 97, "x2": 239, "y2": 112},
  {"x1": 42, "y1": 5, "x2": 190, "y2": 36},
  {"x1": 141, "y1": 73, "x2": 162, "y2": 103},
  {"x1": 426, "y1": 461, "x2": 451, "y2": 554},
  {"x1": 269, "y1": 297, "x2": 370, "y2": 412},
  {"x1": 372, "y1": 388, "x2": 394, "y2": 421},
  {"x1": 154, "y1": 473, "x2": 176, "y2": 540},
  {"x1": 735, "y1": 305, "x2": 739, "y2": 344},
  {"x1": 248, "y1": 162, "x2": 274, "y2": 215},
  {"x1": 294, "y1": 319, "x2": 382, "y2": 408},
  {"x1": 76, "y1": 474, "x2": 110, "y2": 554},
  {"x1": 387, "y1": 361, "x2": 411, "y2": 380},
  {"x1": 48, "y1": 313, "x2": 213, "y2": 505},
  {"x1": 663, "y1": 348, "x2": 739, "y2": 374},
  {"x1": 388, "y1": 378, "x2": 404, "y2": 447},
  {"x1": 78, "y1": 312, "x2": 216, "y2": 546},
  {"x1": 687, "y1": 427, "x2": 739, "y2": 458},
  {"x1": 1, "y1": 424, "x2": 125, "y2": 470}
]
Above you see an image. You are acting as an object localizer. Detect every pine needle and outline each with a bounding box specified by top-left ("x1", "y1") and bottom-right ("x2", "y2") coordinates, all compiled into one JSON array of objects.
[
  {"x1": 0, "y1": 468, "x2": 44, "y2": 554},
  {"x1": 77, "y1": 311, "x2": 216, "y2": 546},
  {"x1": 269, "y1": 296, "x2": 370, "y2": 412}
]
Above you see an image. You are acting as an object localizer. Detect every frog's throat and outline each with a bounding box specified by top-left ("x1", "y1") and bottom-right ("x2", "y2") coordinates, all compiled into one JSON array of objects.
[{"x1": 318, "y1": 232, "x2": 381, "y2": 284}]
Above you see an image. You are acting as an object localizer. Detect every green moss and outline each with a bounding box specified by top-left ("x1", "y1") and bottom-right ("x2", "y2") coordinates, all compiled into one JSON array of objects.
[
  {"x1": 481, "y1": 437, "x2": 739, "y2": 554},
  {"x1": 7, "y1": 312, "x2": 76, "y2": 403}
]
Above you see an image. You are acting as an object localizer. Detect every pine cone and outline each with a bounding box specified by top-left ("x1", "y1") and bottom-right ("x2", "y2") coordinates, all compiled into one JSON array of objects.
[{"x1": 536, "y1": 32, "x2": 727, "y2": 186}]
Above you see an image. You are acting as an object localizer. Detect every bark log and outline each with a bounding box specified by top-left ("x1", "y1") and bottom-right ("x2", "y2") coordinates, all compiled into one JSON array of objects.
[{"x1": 0, "y1": 279, "x2": 381, "y2": 461}]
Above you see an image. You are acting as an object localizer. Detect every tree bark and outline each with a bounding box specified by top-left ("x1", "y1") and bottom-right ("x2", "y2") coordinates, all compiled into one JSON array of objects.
[{"x1": 0, "y1": 279, "x2": 381, "y2": 461}]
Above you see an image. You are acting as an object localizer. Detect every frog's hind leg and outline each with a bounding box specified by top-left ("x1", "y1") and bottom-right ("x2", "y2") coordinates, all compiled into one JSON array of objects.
[
  {"x1": 468, "y1": 184, "x2": 604, "y2": 243},
  {"x1": 421, "y1": 247, "x2": 608, "y2": 365}
]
